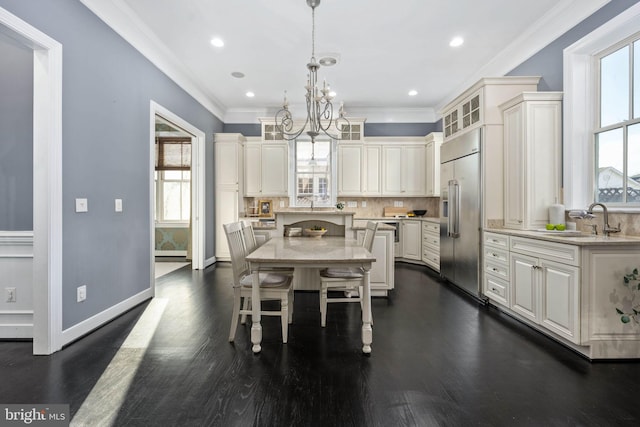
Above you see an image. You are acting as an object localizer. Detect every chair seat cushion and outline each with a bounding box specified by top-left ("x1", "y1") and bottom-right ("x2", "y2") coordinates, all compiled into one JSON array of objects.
[
  {"x1": 240, "y1": 273, "x2": 290, "y2": 287},
  {"x1": 320, "y1": 267, "x2": 364, "y2": 279}
]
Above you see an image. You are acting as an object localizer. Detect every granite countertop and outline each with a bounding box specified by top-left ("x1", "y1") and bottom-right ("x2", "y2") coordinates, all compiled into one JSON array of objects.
[
  {"x1": 485, "y1": 227, "x2": 640, "y2": 246},
  {"x1": 352, "y1": 222, "x2": 396, "y2": 231},
  {"x1": 274, "y1": 210, "x2": 355, "y2": 216},
  {"x1": 355, "y1": 216, "x2": 439, "y2": 222}
]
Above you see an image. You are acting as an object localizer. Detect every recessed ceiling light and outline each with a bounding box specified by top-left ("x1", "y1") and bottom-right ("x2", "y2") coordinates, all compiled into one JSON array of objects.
[
  {"x1": 210, "y1": 37, "x2": 224, "y2": 47},
  {"x1": 231, "y1": 71, "x2": 245, "y2": 78},
  {"x1": 408, "y1": 90, "x2": 418, "y2": 96},
  {"x1": 246, "y1": 91, "x2": 255, "y2": 98},
  {"x1": 449, "y1": 37, "x2": 464, "y2": 47}
]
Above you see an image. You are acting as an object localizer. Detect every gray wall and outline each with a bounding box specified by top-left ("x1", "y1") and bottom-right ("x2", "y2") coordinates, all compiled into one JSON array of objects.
[
  {"x1": 507, "y1": 0, "x2": 640, "y2": 89},
  {"x1": 0, "y1": 32, "x2": 33, "y2": 230},
  {"x1": 0, "y1": 0, "x2": 223, "y2": 329}
]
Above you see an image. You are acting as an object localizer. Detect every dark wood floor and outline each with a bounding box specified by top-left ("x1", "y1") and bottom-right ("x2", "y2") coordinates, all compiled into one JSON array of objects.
[{"x1": 1, "y1": 263, "x2": 640, "y2": 426}]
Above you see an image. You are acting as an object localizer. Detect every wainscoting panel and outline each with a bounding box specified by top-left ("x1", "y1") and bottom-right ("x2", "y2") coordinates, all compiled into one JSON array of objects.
[{"x1": 0, "y1": 232, "x2": 34, "y2": 338}]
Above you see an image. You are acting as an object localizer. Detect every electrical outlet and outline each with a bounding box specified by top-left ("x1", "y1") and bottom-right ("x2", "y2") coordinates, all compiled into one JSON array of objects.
[
  {"x1": 5, "y1": 287, "x2": 16, "y2": 303},
  {"x1": 394, "y1": 201, "x2": 404, "y2": 207},
  {"x1": 115, "y1": 198, "x2": 123, "y2": 212},
  {"x1": 361, "y1": 201, "x2": 367, "y2": 208},
  {"x1": 279, "y1": 200, "x2": 285, "y2": 207},
  {"x1": 347, "y1": 201, "x2": 357, "y2": 208},
  {"x1": 77, "y1": 285, "x2": 86, "y2": 302}
]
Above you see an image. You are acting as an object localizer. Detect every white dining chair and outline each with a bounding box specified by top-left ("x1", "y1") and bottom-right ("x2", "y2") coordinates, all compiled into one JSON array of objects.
[
  {"x1": 224, "y1": 222, "x2": 294, "y2": 343},
  {"x1": 319, "y1": 221, "x2": 379, "y2": 327}
]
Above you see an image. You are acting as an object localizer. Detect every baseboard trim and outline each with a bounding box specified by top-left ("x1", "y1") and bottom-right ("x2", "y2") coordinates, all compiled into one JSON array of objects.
[
  {"x1": 61, "y1": 288, "x2": 153, "y2": 347},
  {"x1": 0, "y1": 310, "x2": 34, "y2": 339}
]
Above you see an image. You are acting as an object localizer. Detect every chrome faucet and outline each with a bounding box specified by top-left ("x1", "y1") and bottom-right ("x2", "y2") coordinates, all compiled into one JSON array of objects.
[
  {"x1": 588, "y1": 203, "x2": 621, "y2": 237},
  {"x1": 569, "y1": 202, "x2": 621, "y2": 237},
  {"x1": 587, "y1": 203, "x2": 621, "y2": 237}
]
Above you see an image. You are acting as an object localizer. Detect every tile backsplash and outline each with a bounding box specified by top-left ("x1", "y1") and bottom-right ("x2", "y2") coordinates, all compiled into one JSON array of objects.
[
  {"x1": 244, "y1": 197, "x2": 440, "y2": 218},
  {"x1": 569, "y1": 211, "x2": 640, "y2": 237}
]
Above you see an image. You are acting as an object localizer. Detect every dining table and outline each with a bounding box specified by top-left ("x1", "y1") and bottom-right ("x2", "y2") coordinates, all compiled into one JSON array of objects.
[{"x1": 245, "y1": 236, "x2": 376, "y2": 354}]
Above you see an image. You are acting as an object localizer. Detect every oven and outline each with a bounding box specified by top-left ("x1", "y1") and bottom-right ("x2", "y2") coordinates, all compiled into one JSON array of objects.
[{"x1": 382, "y1": 221, "x2": 400, "y2": 256}]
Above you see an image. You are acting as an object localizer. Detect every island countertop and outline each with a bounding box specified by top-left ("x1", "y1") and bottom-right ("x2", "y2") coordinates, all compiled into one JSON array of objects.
[{"x1": 485, "y1": 227, "x2": 640, "y2": 246}]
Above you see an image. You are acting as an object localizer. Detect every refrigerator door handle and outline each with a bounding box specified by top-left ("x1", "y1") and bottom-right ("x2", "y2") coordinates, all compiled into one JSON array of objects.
[{"x1": 448, "y1": 179, "x2": 460, "y2": 238}]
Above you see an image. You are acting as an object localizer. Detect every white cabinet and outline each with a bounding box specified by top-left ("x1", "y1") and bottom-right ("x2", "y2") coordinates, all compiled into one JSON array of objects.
[
  {"x1": 483, "y1": 231, "x2": 510, "y2": 307},
  {"x1": 444, "y1": 90, "x2": 482, "y2": 139},
  {"x1": 440, "y1": 77, "x2": 541, "y2": 227},
  {"x1": 337, "y1": 143, "x2": 363, "y2": 195},
  {"x1": 501, "y1": 92, "x2": 563, "y2": 230},
  {"x1": 363, "y1": 145, "x2": 382, "y2": 195},
  {"x1": 424, "y1": 132, "x2": 442, "y2": 197},
  {"x1": 214, "y1": 133, "x2": 245, "y2": 261},
  {"x1": 356, "y1": 228, "x2": 395, "y2": 295},
  {"x1": 421, "y1": 220, "x2": 440, "y2": 271},
  {"x1": 382, "y1": 144, "x2": 426, "y2": 196},
  {"x1": 401, "y1": 220, "x2": 422, "y2": 261},
  {"x1": 509, "y1": 236, "x2": 580, "y2": 343},
  {"x1": 337, "y1": 143, "x2": 381, "y2": 196},
  {"x1": 244, "y1": 141, "x2": 288, "y2": 197}
]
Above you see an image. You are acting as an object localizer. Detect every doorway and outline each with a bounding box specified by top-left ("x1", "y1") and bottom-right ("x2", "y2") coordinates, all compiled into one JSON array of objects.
[
  {"x1": 154, "y1": 115, "x2": 192, "y2": 278},
  {"x1": 0, "y1": 7, "x2": 64, "y2": 354},
  {"x1": 149, "y1": 102, "x2": 205, "y2": 283}
]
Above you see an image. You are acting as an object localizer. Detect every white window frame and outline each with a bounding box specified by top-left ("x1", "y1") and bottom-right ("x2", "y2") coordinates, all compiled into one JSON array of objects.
[
  {"x1": 593, "y1": 36, "x2": 640, "y2": 206},
  {"x1": 155, "y1": 170, "x2": 191, "y2": 226},
  {"x1": 288, "y1": 138, "x2": 337, "y2": 208},
  {"x1": 563, "y1": 2, "x2": 640, "y2": 211}
]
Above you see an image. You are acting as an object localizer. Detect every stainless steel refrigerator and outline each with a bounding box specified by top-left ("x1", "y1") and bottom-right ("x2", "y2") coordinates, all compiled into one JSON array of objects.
[{"x1": 440, "y1": 128, "x2": 483, "y2": 299}]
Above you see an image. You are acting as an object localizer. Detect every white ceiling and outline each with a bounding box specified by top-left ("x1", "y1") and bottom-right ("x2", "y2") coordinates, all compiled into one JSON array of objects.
[{"x1": 81, "y1": 0, "x2": 610, "y2": 123}]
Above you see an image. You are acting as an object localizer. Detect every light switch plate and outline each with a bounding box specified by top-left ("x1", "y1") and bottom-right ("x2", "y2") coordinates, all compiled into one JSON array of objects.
[
  {"x1": 347, "y1": 201, "x2": 357, "y2": 208},
  {"x1": 75, "y1": 198, "x2": 88, "y2": 212},
  {"x1": 115, "y1": 199, "x2": 123, "y2": 212}
]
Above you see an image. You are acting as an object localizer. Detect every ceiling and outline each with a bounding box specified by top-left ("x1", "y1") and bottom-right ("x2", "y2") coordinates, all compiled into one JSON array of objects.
[{"x1": 81, "y1": 0, "x2": 609, "y2": 123}]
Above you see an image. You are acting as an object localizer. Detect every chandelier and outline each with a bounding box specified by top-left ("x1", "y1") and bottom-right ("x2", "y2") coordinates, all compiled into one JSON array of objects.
[{"x1": 275, "y1": 0, "x2": 350, "y2": 144}]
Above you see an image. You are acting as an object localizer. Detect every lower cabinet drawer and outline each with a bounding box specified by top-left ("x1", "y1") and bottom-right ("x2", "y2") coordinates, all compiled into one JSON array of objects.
[
  {"x1": 485, "y1": 260, "x2": 509, "y2": 280},
  {"x1": 422, "y1": 250, "x2": 440, "y2": 267},
  {"x1": 483, "y1": 273, "x2": 509, "y2": 306}
]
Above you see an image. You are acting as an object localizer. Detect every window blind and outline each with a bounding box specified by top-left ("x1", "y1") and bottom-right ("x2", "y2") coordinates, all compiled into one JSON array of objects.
[{"x1": 155, "y1": 137, "x2": 191, "y2": 170}]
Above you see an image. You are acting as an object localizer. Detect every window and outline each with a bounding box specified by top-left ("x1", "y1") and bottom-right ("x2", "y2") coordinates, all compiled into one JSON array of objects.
[
  {"x1": 291, "y1": 139, "x2": 336, "y2": 207},
  {"x1": 155, "y1": 137, "x2": 191, "y2": 223},
  {"x1": 595, "y1": 36, "x2": 640, "y2": 205},
  {"x1": 564, "y1": 4, "x2": 640, "y2": 210}
]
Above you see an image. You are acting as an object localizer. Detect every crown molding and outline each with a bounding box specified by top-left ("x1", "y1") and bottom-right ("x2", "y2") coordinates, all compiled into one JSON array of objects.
[
  {"x1": 80, "y1": 0, "x2": 226, "y2": 121},
  {"x1": 436, "y1": 0, "x2": 611, "y2": 113}
]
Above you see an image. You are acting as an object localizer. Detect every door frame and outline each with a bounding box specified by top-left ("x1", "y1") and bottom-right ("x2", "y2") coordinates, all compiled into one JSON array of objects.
[
  {"x1": 150, "y1": 101, "x2": 205, "y2": 272},
  {"x1": 1, "y1": 7, "x2": 64, "y2": 354}
]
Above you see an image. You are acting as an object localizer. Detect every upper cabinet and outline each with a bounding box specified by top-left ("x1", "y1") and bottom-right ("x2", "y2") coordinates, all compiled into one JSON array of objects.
[
  {"x1": 425, "y1": 132, "x2": 443, "y2": 197},
  {"x1": 337, "y1": 143, "x2": 364, "y2": 195},
  {"x1": 244, "y1": 140, "x2": 289, "y2": 197},
  {"x1": 337, "y1": 142, "x2": 382, "y2": 196},
  {"x1": 441, "y1": 77, "x2": 541, "y2": 142},
  {"x1": 501, "y1": 92, "x2": 563, "y2": 230},
  {"x1": 444, "y1": 91, "x2": 481, "y2": 138},
  {"x1": 381, "y1": 141, "x2": 426, "y2": 196}
]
